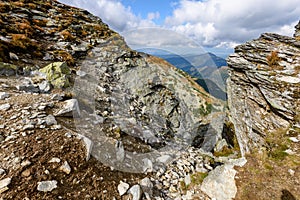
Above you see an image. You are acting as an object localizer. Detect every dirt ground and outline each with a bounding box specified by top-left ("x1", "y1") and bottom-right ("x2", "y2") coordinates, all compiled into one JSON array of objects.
[{"x1": 0, "y1": 77, "x2": 148, "y2": 200}]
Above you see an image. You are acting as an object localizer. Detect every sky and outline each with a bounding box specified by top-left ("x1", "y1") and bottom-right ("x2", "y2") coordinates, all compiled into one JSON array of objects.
[{"x1": 59, "y1": 0, "x2": 300, "y2": 57}]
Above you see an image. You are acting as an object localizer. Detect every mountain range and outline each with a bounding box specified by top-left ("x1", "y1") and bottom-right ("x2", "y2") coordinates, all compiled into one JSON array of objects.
[{"x1": 139, "y1": 48, "x2": 228, "y2": 100}]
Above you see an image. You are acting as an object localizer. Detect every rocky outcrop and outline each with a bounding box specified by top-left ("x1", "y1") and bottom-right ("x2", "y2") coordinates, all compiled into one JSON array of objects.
[
  {"x1": 0, "y1": 0, "x2": 115, "y2": 68},
  {"x1": 227, "y1": 21, "x2": 300, "y2": 155},
  {"x1": 0, "y1": 0, "x2": 228, "y2": 176},
  {"x1": 73, "y1": 34, "x2": 225, "y2": 173}
]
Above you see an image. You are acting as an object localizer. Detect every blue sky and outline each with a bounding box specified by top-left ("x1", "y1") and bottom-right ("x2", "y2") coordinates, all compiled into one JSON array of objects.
[
  {"x1": 120, "y1": 0, "x2": 175, "y2": 24},
  {"x1": 60, "y1": 0, "x2": 300, "y2": 57}
]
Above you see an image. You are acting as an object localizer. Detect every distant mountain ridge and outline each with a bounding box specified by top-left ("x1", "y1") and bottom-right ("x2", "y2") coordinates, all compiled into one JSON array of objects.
[{"x1": 138, "y1": 48, "x2": 228, "y2": 100}]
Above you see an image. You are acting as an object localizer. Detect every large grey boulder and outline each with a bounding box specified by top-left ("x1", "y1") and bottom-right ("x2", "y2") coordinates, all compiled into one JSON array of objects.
[
  {"x1": 201, "y1": 164, "x2": 237, "y2": 200},
  {"x1": 73, "y1": 36, "x2": 224, "y2": 173}
]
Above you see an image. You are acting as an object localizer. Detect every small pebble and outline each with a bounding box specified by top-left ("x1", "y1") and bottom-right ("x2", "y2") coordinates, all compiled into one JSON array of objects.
[
  {"x1": 59, "y1": 161, "x2": 71, "y2": 174},
  {"x1": 37, "y1": 180, "x2": 57, "y2": 192}
]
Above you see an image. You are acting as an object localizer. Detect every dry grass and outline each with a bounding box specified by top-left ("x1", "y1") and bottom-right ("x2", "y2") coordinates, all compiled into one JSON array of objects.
[
  {"x1": 10, "y1": 34, "x2": 38, "y2": 50},
  {"x1": 53, "y1": 50, "x2": 74, "y2": 66},
  {"x1": 59, "y1": 29, "x2": 75, "y2": 41},
  {"x1": 234, "y1": 127, "x2": 300, "y2": 200},
  {"x1": 16, "y1": 21, "x2": 33, "y2": 34},
  {"x1": 266, "y1": 51, "x2": 284, "y2": 70},
  {"x1": 179, "y1": 172, "x2": 208, "y2": 194},
  {"x1": 11, "y1": 1, "x2": 24, "y2": 7},
  {"x1": 27, "y1": 2, "x2": 37, "y2": 9},
  {"x1": 33, "y1": 19, "x2": 48, "y2": 27}
]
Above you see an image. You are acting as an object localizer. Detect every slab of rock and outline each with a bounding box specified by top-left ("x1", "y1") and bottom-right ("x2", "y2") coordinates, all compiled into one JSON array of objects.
[
  {"x1": 128, "y1": 184, "x2": 143, "y2": 200},
  {"x1": 16, "y1": 78, "x2": 40, "y2": 93},
  {"x1": 117, "y1": 181, "x2": 129, "y2": 196},
  {"x1": 73, "y1": 35, "x2": 224, "y2": 173},
  {"x1": 55, "y1": 99, "x2": 80, "y2": 117},
  {"x1": 37, "y1": 180, "x2": 57, "y2": 192},
  {"x1": 0, "y1": 178, "x2": 11, "y2": 191},
  {"x1": 139, "y1": 177, "x2": 153, "y2": 195},
  {"x1": 77, "y1": 134, "x2": 93, "y2": 161},
  {"x1": 201, "y1": 164, "x2": 237, "y2": 200}
]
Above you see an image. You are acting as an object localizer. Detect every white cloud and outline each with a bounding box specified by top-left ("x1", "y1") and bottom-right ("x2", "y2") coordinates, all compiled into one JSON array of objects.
[
  {"x1": 165, "y1": 0, "x2": 300, "y2": 48},
  {"x1": 59, "y1": 0, "x2": 157, "y2": 32},
  {"x1": 147, "y1": 12, "x2": 160, "y2": 21},
  {"x1": 122, "y1": 27, "x2": 210, "y2": 56},
  {"x1": 59, "y1": 0, "x2": 299, "y2": 52}
]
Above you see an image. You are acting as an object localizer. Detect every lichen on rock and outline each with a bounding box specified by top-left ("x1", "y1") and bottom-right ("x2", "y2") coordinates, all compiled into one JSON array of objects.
[{"x1": 39, "y1": 62, "x2": 70, "y2": 88}]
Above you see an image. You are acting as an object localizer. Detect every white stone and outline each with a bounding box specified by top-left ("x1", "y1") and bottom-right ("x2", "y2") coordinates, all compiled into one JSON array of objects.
[
  {"x1": 0, "y1": 178, "x2": 11, "y2": 190},
  {"x1": 0, "y1": 92, "x2": 10, "y2": 100},
  {"x1": 184, "y1": 174, "x2": 191, "y2": 186},
  {"x1": 139, "y1": 177, "x2": 153, "y2": 195},
  {"x1": 201, "y1": 164, "x2": 237, "y2": 200},
  {"x1": 23, "y1": 124, "x2": 34, "y2": 131},
  {"x1": 0, "y1": 103, "x2": 10, "y2": 111},
  {"x1": 51, "y1": 94, "x2": 64, "y2": 101},
  {"x1": 9, "y1": 52, "x2": 19, "y2": 60},
  {"x1": 276, "y1": 76, "x2": 300, "y2": 84},
  {"x1": 59, "y1": 161, "x2": 71, "y2": 174},
  {"x1": 55, "y1": 99, "x2": 80, "y2": 117},
  {"x1": 0, "y1": 169, "x2": 5, "y2": 175},
  {"x1": 117, "y1": 181, "x2": 129, "y2": 196},
  {"x1": 128, "y1": 185, "x2": 143, "y2": 200},
  {"x1": 51, "y1": 125, "x2": 61, "y2": 130},
  {"x1": 49, "y1": 157, "x2": 61, "y2": 163},
  {"x1": 65, "y1": 132, "x2": 72, "y2": 138},
  {"x1": 37, "y1": 180, "x2": 57, "y2": 192},
  {"x1": 76, "y1": 70, "x2": 87, "y2": 77},
  {"x1": 288, "y1": 169, "x2": 295, "y2": 176},
  {"x1": 21, "y1": 160, "x2": 31, "y2": 167},
  {"x1": 45, "y1": 115, "x2": 57, "y2": 126},
  {"x1": 289, "y1": 137, "x2": 299, "y2": 143},
  {"x1": 285, "y1": 149, "x2": 296, "y2": 155},
  {"x1": 77, "y1": 134, "x2": 93, "y2": 161},
  {"x1": 38, "y1": 81, "x2": 51, "y2": 92}
]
